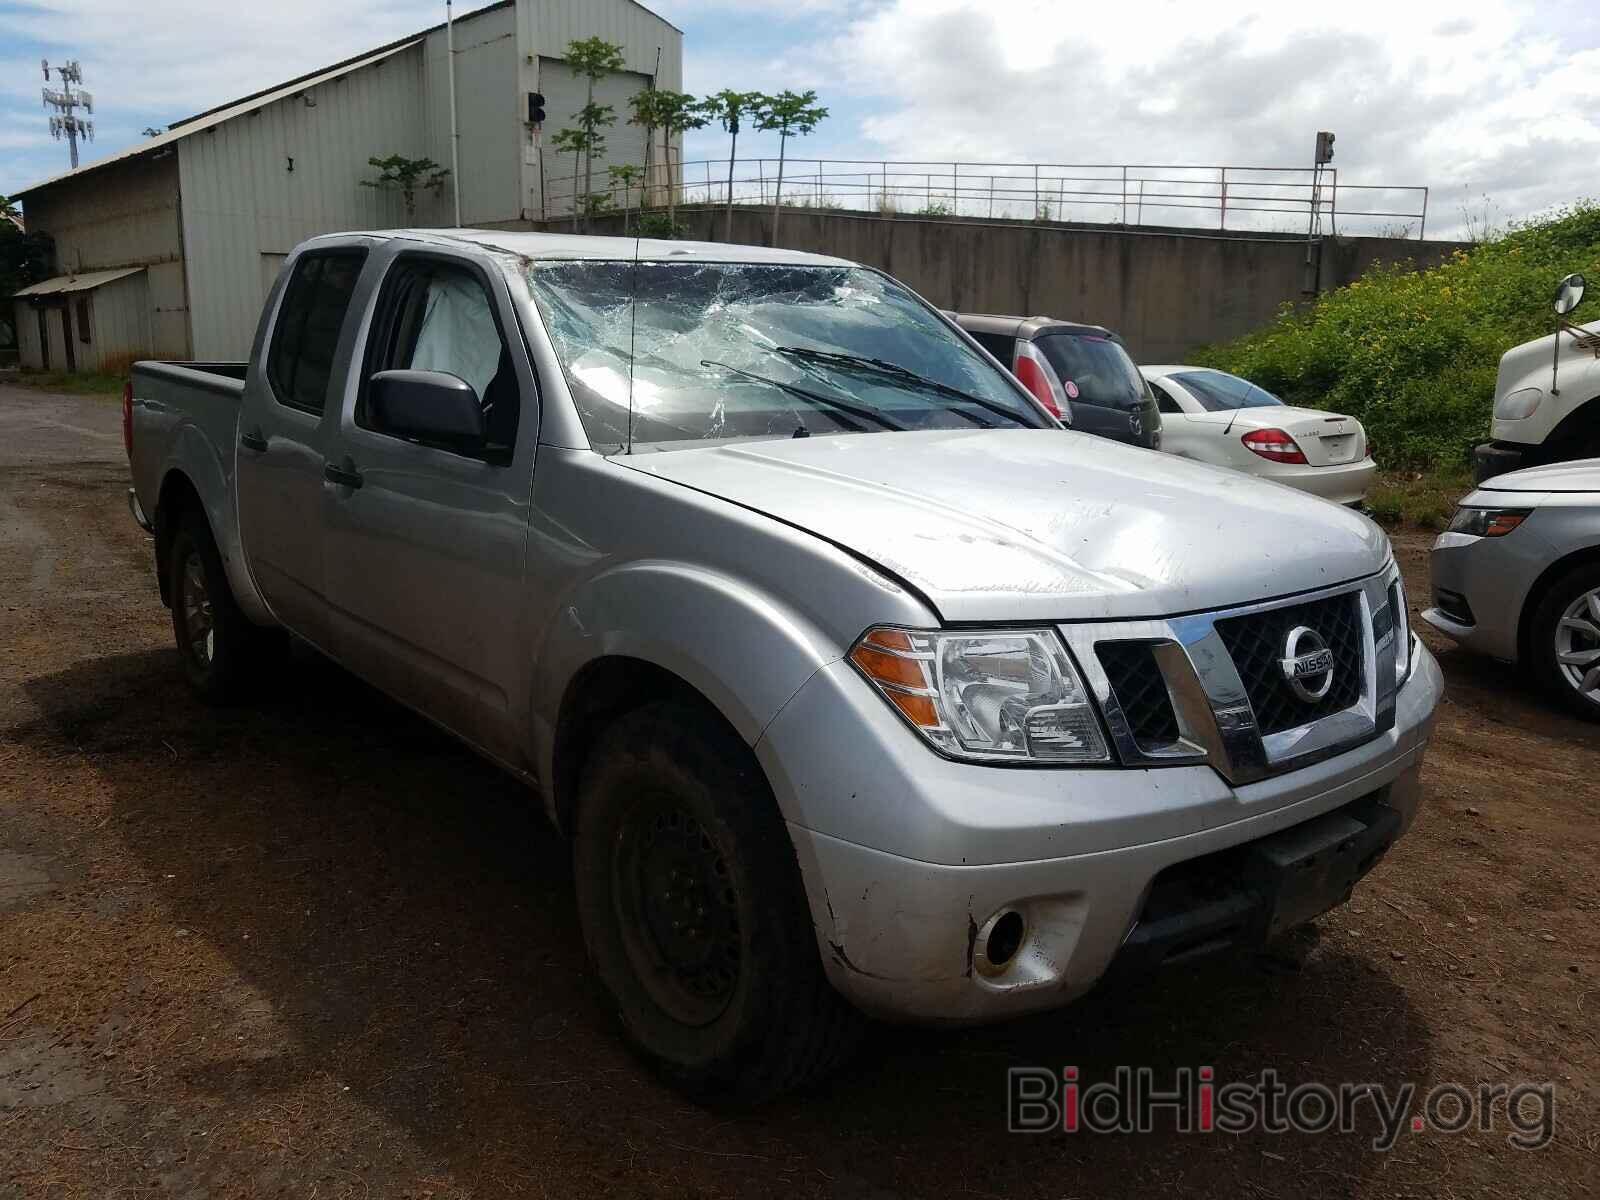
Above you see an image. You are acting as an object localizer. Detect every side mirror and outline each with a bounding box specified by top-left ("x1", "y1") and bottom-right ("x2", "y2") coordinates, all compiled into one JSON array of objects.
[
  {"x1": 1554, "y1": 272, "x2": 1586, "y2": 316},
  {"x1": 368, "y1": 369, "x2": 485, "y2": 451}
]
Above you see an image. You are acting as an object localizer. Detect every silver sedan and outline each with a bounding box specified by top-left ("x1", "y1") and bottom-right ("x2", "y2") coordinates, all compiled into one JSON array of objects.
[{"x1": 1423, "y1": 460, "x2": 1600, "y2": 719}]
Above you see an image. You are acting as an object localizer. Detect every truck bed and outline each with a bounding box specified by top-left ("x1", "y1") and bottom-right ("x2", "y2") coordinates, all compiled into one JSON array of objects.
[{"x1": 127, "y1": 360, "x2": 252, "y2": 589}]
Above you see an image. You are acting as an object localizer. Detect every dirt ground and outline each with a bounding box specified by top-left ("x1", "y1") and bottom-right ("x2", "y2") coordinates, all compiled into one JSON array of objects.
[{"x1": 2, "y1": 382, "x2": 1597, "y2": 1199}]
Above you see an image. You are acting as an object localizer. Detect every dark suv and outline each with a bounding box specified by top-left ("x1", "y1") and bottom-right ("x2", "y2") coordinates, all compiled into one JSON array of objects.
[{"x1": 951, "y1": 313, "x2": 1161, "y2": 450}]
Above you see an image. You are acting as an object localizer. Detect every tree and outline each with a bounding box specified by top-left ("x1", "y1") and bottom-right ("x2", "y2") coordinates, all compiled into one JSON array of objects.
[
  {"x1": 607, "y1": 163, "x2": 644, "y2": 234},
  {"x1": 359, "y1": 154, "x2": 450, "y2": 223},
  {"x1": 650, "y1": 91, "x2": 708, "y2": 232},
  {"x1": 753, "y1": 90, "x2": 829, "y2": 245},
  {"x1": 627, "y1": 89, "x2": 668, "y2": 212},
  {"x1": 550, "y1": 127, "x2": 589, "y2": 233},
  {"x1": 699, "y1": 89, "x2": 764, "y2": 242},
  {"x1": 562, "y1": 37, "x2": 626, "y2": 231}
]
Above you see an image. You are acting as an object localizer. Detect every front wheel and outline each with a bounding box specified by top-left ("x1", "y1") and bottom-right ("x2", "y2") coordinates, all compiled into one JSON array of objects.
[
  {"x1": 1530, "y1": 563, "x2": 1600, "y2": 722},
  {"x1": 166, "y1": 510, "x2": 275, "y2": 703},
  {"x1": 573, "y1": 700, "x2": 863, "y2": 1103}
]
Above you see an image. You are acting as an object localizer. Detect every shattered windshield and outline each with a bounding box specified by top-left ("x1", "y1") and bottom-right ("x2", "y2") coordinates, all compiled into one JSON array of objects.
[{"x1": 528, "y1": 261, "x2": 1051, "y2": 451}]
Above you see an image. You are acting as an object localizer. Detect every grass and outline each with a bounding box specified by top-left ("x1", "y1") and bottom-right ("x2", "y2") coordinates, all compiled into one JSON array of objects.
[
  {"x1": 3, "y1": 367, "x2": 127, "y2": 395},
  {"x1": 1364, "y1": 464, "x2": 1474, "y2": 530},
  {"x1": 1194, "y1": 202, "x2": 1600, "y2": 470}
]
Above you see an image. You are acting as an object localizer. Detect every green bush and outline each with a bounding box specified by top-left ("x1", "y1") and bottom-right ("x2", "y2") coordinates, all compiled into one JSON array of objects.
[{"x1": 1193, "y1": 202, "x2": 1600, "y2": 469}]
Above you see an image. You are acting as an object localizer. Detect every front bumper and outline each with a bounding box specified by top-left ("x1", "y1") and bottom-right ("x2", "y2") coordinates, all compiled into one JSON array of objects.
[
  {"x1": 763, "y1": 643, "x2": 1443, "y2": 1024},
  {"x1": 1473, "y1": 440, "x2": 1529, "y2": 483},
  {"x1": 1421, "y1": 526, "x2": 1552, "y2": 663}
]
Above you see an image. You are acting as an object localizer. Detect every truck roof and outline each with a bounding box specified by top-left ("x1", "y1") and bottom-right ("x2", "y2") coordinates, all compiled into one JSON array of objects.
[{"x1": 302, "y1": 228, "x2": 858, "y2": 269}]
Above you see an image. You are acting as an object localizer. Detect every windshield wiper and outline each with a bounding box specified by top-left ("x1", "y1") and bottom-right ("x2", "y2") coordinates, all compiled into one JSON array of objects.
[
  {"x1": 772, "y1": 346, "x2": 1035, "y2": 427},
  {"x1": 699, "y1": 359, "x2": 905, "y2": 432}
]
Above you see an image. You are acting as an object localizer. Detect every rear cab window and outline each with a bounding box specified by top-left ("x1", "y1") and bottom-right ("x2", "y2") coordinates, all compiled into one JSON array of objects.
[
  {"x1": 266, "y1": 250, "x2": 368, "y2": 414},
  {"x1": 1032, "y1": 330, "x2": 1151, "y2": 411},
  {"x1": 968, "y1": 330, "x2": 1018, "y2": 366}
]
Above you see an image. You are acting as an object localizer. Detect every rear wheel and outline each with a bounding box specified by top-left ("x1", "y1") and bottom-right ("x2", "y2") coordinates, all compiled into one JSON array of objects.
[
  {"x1": 1530, "y1": 563, "x2": 1600, "y2": 722},
  {"x1": 166, "y1": 510, "x2": 275, "y2": 703},
  {"x1": 573, "y1": 700, "x2": 863, "y2": 1103}
]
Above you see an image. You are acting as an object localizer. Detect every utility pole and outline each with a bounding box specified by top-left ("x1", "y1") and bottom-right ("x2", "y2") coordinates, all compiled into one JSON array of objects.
[
  {"x1": 1304, "y1": 129, "x2": 1335, "y2": 294},
  {"x1": 42, "y1": 59, "x2": 94, "y2": 170},
  {"x1": 445, "y1": 1, "x2": 461, "y2": 226}
]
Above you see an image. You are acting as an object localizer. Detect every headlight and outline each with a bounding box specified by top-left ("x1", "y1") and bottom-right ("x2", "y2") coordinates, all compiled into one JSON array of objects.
[
  {"x1": 849, "y1": 627, "x2": 1110, "y2": 764},
  {"x1": 1494, "y1": 387, "x2": 1542, "y2": 421},
  {"x1": 1446, "y1": 506, "x2": 1531, "y2": 537}
]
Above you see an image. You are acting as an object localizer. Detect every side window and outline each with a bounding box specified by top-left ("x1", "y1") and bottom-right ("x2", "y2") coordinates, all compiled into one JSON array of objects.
[
  {"x1": 266, "y1": 250, "x2": 367, "y2": 414},
  {"x1": 75, "y1": 297, "x2": 91, "y2": 344},
  {"x1": 361, "y1": 258, "x2": 519, "y2": 459},
  {"x1": 968, "y1": 330, "x2": 1017, "y2": 365},
  {"x1": 1150, "y1": 381, "x2": 1182, "y2": 414}
]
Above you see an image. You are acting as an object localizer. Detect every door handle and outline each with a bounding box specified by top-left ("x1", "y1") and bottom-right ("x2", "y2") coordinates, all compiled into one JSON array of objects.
[
  {"x1": 239, "y1": 431, "x2": 268, "y2": 453},
  {"x1": 323, "y1": 462, "x2": 363, "y2": 489}
]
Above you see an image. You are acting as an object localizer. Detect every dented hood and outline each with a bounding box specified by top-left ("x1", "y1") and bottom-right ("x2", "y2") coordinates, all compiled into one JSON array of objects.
[{"x1": 621, "y1": 429, "x2": 1391, "y2": 622}]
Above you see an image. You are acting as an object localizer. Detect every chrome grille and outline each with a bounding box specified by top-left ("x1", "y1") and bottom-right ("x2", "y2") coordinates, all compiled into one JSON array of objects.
[
  {"x1": 1213, "y1": 592, "x2": 1365, "y2": 735},
  {"x1": 1096, "y1": 641, "x2": 1180, "y2": 746}
]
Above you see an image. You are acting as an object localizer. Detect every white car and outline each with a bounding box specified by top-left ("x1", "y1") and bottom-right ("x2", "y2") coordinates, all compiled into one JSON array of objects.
[{"x1": 1142, "y1": 366, "x2": 1377, "y2": 505}]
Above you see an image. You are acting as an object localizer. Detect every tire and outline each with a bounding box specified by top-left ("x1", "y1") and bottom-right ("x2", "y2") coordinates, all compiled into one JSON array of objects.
[
  {"x1": 166, "y1": 509, "x2": 275, "y2": 703},
  {"x1": 1529, "y1": 562, "x2": 1600, "y2": 722},
  {"x1": 573, "y1": 700, "x2": 863, "y2": 1103}
]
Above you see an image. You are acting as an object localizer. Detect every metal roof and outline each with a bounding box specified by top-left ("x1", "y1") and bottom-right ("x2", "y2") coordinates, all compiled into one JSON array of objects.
[
  {"x1": 10, "y1": 0, "x2": 682, "y2": 200},
  {"x1": 11, "y1": 40, "x2": 420, "y2": 198},
  {"x1": 13, "y1": 266, "x2": 145, "y2": 298}
]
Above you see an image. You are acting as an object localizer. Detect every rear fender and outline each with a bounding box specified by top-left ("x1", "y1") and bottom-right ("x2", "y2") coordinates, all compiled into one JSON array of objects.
[{"x1": 156, "y1": 425, "x2": 274, "y2": 626}]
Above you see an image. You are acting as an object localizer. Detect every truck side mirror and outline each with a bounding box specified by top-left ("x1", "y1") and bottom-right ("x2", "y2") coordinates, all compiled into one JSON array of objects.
[
  {"x1": 369, "y1": 369, "x2": 486, "y2": 452},
  {"x1": 1554, "y1": 273, "x2": 1586, "y2": 316}
]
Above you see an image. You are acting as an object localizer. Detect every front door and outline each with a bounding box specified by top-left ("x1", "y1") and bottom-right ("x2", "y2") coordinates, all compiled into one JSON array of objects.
[
  {"x1": 321, "y1": 250, "x2": 539, "y2": 765},
  {"x1": 234, "y1": 247, "x2": 369, "y2": 642}
]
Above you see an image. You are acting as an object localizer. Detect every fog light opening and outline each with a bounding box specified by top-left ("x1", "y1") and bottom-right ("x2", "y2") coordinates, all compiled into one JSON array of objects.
[{"x1": 975, "y1": 909, "x2": 1027, "y2": 977}]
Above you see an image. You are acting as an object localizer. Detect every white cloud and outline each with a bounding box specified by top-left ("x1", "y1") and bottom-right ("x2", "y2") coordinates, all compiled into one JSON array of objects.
[{"x1": 787, "y1": 0, "x2": 1600, "y2": 236}]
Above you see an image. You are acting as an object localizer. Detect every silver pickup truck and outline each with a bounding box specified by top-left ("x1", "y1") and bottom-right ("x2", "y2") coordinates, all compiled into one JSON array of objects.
[{"x1": 126, "y1": 230, "x2": 1443, "y2": 1101}]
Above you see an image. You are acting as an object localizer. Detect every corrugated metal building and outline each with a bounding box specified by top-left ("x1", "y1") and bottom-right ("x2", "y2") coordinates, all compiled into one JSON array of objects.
[{"x1": 10, "y1": 0, "x2": 682, "y2": 367}]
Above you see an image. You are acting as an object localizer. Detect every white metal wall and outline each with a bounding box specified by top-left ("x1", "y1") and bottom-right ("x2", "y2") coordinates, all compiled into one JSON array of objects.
[
  {"x1": 13, "y1": 303, "x2": 44, "y2": 370},
  {"x1": 18, "y1": 156, "x2": 190, "y2": 358},
  {"x1": 536, "y1": 58, "x2": 653, "y2": 219},
  {"x1": 82, "y1": 272, "x2": 154, "y2": 372},
  {"x1": 178, "y1": 45, "x2": 440, "y2": 358},
  {"x1": 422, "y1": 3, "x2": 522, "y2": 226},
  {"x1": 519, "y1": 0, "x2": 685, "y2": 219}
]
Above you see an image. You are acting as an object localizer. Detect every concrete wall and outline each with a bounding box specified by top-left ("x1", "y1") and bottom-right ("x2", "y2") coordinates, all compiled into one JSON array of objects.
[
  {"x1": 17, "y1": 154, "x2": 190, "y2": 358},
  {"x1": 570, "y1": 207, "x2": 1467, "y2": 362}
]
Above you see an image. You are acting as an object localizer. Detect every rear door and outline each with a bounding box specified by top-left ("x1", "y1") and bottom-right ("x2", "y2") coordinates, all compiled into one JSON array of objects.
[
  {"x1": 235, "y1": 246, "x2": 369, "y2": 642},
  {"x1": 320, "y1": 247, "x2": 540, "y2": 765}
]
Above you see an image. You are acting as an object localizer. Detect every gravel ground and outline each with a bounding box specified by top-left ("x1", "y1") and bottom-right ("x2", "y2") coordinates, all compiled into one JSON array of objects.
[{"x1": 1, "y1": 382, "x2": 1597, "y2": 1198}]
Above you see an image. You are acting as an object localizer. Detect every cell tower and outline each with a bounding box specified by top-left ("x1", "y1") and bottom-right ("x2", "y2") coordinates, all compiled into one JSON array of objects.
[{"x1": 42, "y1": 59, "x2": 94, "y2": 170}]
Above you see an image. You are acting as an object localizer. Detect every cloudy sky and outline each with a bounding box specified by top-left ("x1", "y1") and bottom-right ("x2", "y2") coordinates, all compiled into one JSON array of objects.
[{"x1": 4, "y1": 0, "x2": 1599, "y2": 237}]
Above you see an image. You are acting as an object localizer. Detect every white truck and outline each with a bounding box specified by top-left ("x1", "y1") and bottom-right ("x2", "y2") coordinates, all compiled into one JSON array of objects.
[{"x1": 1475, "y1": 273, "x2": 1600, "y2": 480}]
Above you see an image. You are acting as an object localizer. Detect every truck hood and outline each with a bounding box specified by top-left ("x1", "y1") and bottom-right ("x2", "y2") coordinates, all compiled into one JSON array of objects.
[
  {"x1": 622, "y1": 429, "x2": 1390, "y2": 622},
  {"x1": 1477, "y1": 458, "x2": 1600, "y2": 495}
]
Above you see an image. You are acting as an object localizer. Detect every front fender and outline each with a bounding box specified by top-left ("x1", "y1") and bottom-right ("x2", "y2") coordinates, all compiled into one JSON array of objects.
[{"x1": 532, "y1": 559, "x2": 843, "y2": 806}]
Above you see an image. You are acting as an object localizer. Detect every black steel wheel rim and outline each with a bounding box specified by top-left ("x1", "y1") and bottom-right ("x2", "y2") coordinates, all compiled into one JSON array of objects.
[{"x1": 612, "y1": 796, "x2": 742, "y2": 1027}]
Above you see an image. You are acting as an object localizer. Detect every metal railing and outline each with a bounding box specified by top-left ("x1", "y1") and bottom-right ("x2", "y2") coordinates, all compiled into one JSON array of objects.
[{"x1": 542, "y1": 157, "x2": 1430, "y2": 239}]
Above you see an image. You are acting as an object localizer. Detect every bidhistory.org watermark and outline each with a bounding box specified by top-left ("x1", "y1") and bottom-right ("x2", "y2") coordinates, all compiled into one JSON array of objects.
[{"x1": 1007, "y1": 1066, "x2": 1555, "y2": 1151}]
